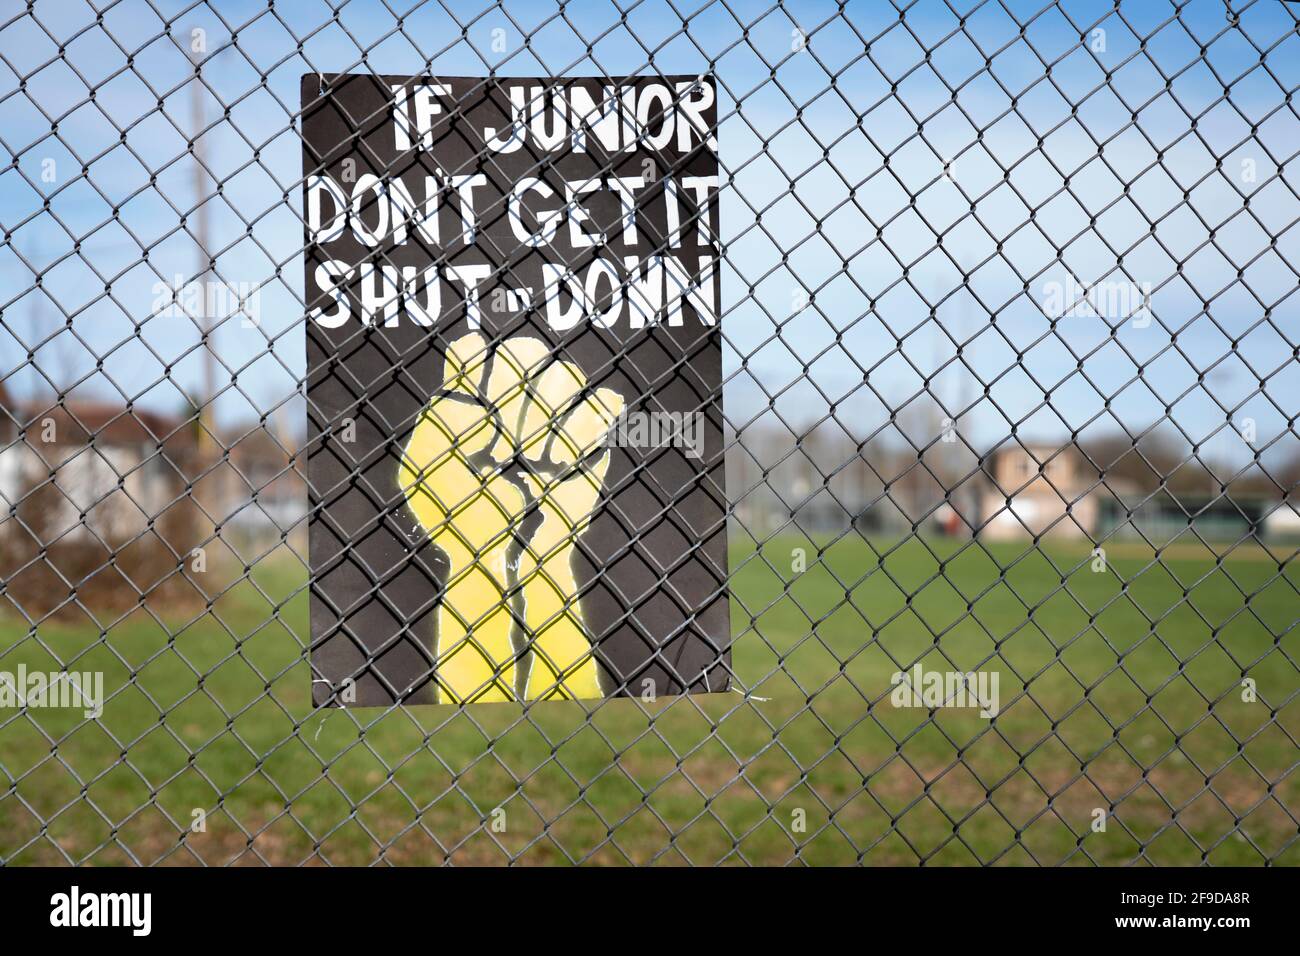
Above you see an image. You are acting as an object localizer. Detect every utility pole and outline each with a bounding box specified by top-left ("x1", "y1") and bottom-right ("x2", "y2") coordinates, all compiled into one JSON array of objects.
[
  {"x1": 955, "y1": 261, "x2": 977, "y2": 535},
  {"x1": 189, "y1": 38, "x2": 217, "y2": 457},
  {"x1": 185, "y1": 26, "x2": 231, "y2": 542},
  {"x1": 21, "y1": 230, "x2": 56, "y2": 402}
]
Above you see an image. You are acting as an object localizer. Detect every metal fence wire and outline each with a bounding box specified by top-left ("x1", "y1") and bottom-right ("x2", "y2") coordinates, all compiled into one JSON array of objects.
[{"x1": 1, "y1": 0, "x2": 1299, "y2": 866}]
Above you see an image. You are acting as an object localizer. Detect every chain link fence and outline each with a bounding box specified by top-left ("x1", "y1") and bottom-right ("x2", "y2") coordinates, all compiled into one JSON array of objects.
[{"x1": 1, "y1": 0, "x2": 1298, "y2": 865}]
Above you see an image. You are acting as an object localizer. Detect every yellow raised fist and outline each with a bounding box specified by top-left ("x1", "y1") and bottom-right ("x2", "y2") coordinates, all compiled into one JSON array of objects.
[{"x1": 398, "y1": 333, "x2": 624, "y2": 703}]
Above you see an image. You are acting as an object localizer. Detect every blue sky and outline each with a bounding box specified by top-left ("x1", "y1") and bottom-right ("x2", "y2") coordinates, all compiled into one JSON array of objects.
[{"x1": 1, "y1": 0, "x2": 1298, "y2": 475}]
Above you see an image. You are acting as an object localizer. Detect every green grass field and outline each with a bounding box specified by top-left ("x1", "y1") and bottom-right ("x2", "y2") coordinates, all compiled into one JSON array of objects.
[{"x1": 1, "y1": 532, "x2": 1297, "y2": 865}]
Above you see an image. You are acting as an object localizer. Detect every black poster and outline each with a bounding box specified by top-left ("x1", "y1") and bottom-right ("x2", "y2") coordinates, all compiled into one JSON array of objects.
[{"x1": 302, "y1": 74, "x2": 730, "y2": 705}]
